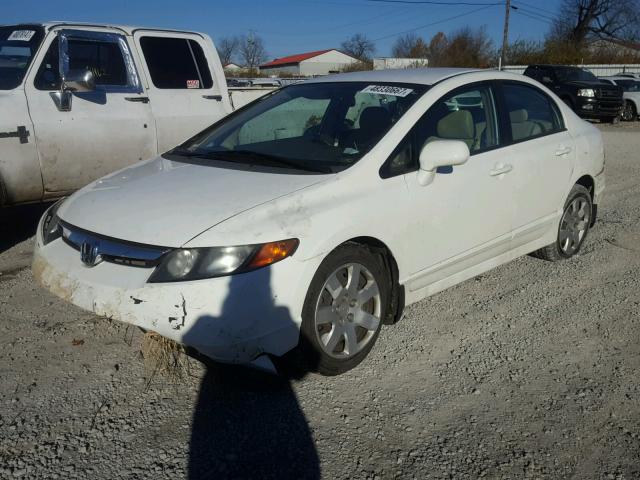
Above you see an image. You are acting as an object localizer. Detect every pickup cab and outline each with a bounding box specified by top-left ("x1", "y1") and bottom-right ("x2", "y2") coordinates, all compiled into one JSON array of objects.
[
  {"x1": 524, "y1": 64, "x2": 623, "y2": 123},
  {"x1": 0, "y1": 22, "x2": 239, "y2": 206}
]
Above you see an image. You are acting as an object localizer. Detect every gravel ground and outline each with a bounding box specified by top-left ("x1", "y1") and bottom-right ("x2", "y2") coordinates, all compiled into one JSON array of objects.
[{"x1": 1, "y1": 122, "x2": 639, "y2": 480}]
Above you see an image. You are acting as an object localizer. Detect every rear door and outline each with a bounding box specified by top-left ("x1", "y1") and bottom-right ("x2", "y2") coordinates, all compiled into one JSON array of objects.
[
  {"x1": 24, "y1": 28, "x2": 157, "y2": 195},
  {"x1": 133, "y1": 31, "x2": 232, "y2": 152},
  {"x1": 496, "y1": 81, "x2": 575, "y2": 249}
]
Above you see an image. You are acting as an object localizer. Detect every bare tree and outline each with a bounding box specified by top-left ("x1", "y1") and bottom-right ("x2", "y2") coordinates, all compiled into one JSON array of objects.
[
  {"x1": 436, "y1": 27, "x2": 495, "y2": 68},
  {"x1": 551, "y1": 0, "x2": 640, "y2": 45},
  {"x1": 427, "y1": 32, "x2": 448, "y2": 67},
  {"x1": 239, "y1": 34, "x2": 268, "y2": 72},
  {"x1": 341, "y1": 33, "x2": 376, "y2": 61},
  {"x1": 217, "y1": 36, "x2": 240, "y2": 65},
  {"x1": 392, "y1": 33, "x2": 429, "y2": 58}
]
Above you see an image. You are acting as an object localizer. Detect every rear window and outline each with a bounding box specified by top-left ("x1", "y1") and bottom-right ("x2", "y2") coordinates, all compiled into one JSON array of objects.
[{"x1": 139, "y1": 36, "x2": 213, "y2": 90}]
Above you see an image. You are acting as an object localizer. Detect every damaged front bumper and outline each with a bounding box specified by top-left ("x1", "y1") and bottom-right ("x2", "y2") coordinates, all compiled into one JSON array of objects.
[{"x1": 32, "y1": 219, "x2": 318, "y2": 367}]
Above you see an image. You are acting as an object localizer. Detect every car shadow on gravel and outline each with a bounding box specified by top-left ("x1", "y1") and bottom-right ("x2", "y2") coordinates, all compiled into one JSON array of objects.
[
  {"x1": 0, "y1": 202, "x2": 52, "y2": 255},
  {"x1": 184, "y1": 269, "x2": 321, "y2": 480}
]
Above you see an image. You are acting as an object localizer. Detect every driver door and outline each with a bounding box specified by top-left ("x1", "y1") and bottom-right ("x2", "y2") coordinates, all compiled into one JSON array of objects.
[
  {"x1": 24, "y1": 28, "x2": 157, "y2": 196},
  {"x1": 395, "y1": 83, "x2": 514, "y2": 292}
]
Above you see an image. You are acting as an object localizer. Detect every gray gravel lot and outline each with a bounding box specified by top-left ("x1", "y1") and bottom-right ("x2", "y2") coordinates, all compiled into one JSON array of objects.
[{"x1": 1, "y1": 122, "x2": 639, "y2": 480}]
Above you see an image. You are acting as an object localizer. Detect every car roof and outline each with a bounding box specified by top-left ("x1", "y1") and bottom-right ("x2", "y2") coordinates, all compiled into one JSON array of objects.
[
  {"x1": 1, "y1": 22, "x2": 205, "y2": 37},
  {"x1": 601, "y1": 76, "x2": 639, "y2": 81},
  {"x1": 305, "y1": 68, "x2": 483, "y2": 86}
]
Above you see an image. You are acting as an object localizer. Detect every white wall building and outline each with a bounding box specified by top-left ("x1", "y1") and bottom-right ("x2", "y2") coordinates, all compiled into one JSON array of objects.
[
  {"x1": 373, "y1": 58, "x2": 429, "y2": 70},
  {"x1": 259, "y1": 49, "x2": 360, "y2": 76},
  {"x1": 223, "y1": 62, "x2": 243, "y2": 72}
]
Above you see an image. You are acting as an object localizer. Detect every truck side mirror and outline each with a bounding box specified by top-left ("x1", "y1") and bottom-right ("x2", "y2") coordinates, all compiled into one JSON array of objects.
[
  {"x1": 63, "y1": 69, "x2": 96, "y2": 93},
  {"x1": 50, "y1": 31, "x2": 96, "y2": 112}
]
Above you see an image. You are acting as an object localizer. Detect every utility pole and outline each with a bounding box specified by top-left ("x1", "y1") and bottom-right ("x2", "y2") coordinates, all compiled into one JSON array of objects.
[{"x1": 500, "y1": 0, "x2": 511, "y2": 70}]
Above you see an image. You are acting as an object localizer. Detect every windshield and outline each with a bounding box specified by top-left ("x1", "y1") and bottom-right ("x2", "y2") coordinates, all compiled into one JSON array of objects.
[
  {"x1": 0, "y1": 25, "x2": 45, "y2": 90},
  {"x1": 170, "y1": 82, "x2": 427, "y2": 173},
  {"x1": 616, "y1": 79, "x2": 640, "y2": 92},
  {"x1": 555, "y1": 67, "x2": 597, "y2": 83}
]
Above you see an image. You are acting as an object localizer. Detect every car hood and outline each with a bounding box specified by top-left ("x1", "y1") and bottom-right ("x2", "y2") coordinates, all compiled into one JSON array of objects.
[{"x1": 58, "y1": 155, "x2": 329, "y2": 247}]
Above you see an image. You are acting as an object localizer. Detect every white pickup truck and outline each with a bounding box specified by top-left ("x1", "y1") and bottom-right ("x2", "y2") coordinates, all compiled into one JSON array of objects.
[{"x1": 0, "y1": 22, "x2": 274, "y2": 206}]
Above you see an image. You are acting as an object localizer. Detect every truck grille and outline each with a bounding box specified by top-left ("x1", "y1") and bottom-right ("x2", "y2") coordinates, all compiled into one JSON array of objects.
[{"x1": 597, "y1": 88, "x2": 622, "y2": 100}]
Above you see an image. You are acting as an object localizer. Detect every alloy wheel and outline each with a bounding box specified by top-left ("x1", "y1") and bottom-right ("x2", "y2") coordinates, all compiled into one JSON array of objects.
[
  {"x1": 314, "y1": 262, "x2": 382, "y2": 359},
  {"x1": 559, "y1": 197, "x2": 591, "y2": 255}
]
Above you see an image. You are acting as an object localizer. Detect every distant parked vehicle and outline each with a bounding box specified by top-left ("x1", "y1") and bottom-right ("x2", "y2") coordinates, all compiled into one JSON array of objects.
[
  {"x1": 600, "y1": 76, "x2": 640, "y2": 121},
  {"x1": 250, "y1": 78, "x2": 281, "y2": 87},
  {"x1": 34, "y1": 68, "x2": 605, "y2": 375},
  {"x1": 524, "y1": 65, "x2": 623, "y2": 123},
  {"x1": 615, "y1": 72, "x2": 640, "y2": 80}
]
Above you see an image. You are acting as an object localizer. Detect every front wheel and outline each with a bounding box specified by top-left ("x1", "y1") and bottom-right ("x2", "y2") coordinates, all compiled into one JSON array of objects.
[
  {"x1": 532, "y1": 184, "x2": 592, "y2": 262},
  {"x1": 298, "y1": 244, "x2": 390, "y2": 375},
  {"x1": 621, "y1": 101, "x2": 637, "y2": 122}
]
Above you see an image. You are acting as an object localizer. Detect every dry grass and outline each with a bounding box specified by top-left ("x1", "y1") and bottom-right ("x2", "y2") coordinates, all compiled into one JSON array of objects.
[{"x1": 140, "y1": 331, "x2": 195, "y2": 382}]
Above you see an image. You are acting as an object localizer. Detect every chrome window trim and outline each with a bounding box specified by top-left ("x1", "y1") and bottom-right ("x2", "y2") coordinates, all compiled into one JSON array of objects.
[{"x1": 58, "y1": 29, "x2": 143, "y2": 94}]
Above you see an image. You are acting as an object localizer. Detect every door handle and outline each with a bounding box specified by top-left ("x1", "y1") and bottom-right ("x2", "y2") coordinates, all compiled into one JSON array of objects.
[
  {"x1": 203, "y1": 95, "x2": 223, "y2": 101},
  {"x1": 555, "y1": 146, "x2": 572, "y2": 156},
  {"x1": 125, "y1": 96, "x2": 150, "y2": 103},
  {"x1": 489, "y1": 164, "x2": 513, "y2": 176}
]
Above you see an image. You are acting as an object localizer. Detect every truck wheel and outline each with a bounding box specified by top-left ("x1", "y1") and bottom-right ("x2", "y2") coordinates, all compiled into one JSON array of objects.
[
  {"x1": 298, "y1": 244, "x2": 390, "y2": 375},
  {"x1": 621, "y1": 101, "x2": 637, "y2": 122},
  {"x1": 532, "y1": 185, "x2": 592, "y2": 262}
]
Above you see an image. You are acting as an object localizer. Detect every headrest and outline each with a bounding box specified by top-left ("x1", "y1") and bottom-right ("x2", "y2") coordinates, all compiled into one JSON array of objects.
[
  {"x1": 437, "y1": 110, "x2": 474, "y2": 140},
  {"x1": 359, "y1": 107, "x2": 392, "y2": 133},
  {"x1": 509, "y1": 109, "x2": 528, "y2": 123}
]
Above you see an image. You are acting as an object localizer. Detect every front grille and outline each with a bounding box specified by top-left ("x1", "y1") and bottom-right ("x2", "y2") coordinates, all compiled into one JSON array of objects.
[
  {"x1": 61, "y1": 222, "x2": 169, "y2": 267},
  {"x1": 598, "y1": 88, "x2": 622, "y2": 99}
]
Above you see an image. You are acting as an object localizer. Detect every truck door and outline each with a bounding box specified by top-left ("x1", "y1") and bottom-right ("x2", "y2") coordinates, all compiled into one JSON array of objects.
[
  {"x1": 133, "y1": 30, "x2": 232, "y2": 152},
  {"x1": 24, "y1": 28, "x2": 157, "y2": 195}
]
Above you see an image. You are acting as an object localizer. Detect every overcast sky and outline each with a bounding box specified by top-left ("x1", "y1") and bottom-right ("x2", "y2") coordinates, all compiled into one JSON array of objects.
[{"x1": 4, "y1": 0, "x2": 562, "y2": 60}]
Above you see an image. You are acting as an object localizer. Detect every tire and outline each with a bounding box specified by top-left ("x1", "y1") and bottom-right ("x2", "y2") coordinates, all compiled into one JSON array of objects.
[
  {"x1": 298, "y1": 244, "x2": 390, "y2": 375},
  {"x1": 604, "y1": 115, "x2": 620, "y2": 124},
  {"x1": 621, "y1": 101, "x2": 637, "y2": 122},
  {"x1": 532, "y1": 184, "x2": 593, "y2": 262}
]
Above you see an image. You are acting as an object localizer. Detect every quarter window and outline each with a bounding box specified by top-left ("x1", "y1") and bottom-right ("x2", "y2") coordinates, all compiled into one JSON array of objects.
[
  {"x1": 502, "y1": 83, "x2": 563, "y2": 142},
  {"x1": 139, "y1": 37, "x2": 213, "y2": 89}
]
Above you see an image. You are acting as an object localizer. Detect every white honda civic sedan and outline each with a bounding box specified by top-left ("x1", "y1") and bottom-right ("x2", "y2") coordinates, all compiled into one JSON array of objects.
[{"x1": 33, "y1": 68, "x2": 605, "y2": 375}]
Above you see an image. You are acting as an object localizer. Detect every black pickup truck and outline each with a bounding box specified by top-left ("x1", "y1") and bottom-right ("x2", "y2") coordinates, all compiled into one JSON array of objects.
[{"x1": 524, "y1": 65, "x2": 624, "y2": 123}]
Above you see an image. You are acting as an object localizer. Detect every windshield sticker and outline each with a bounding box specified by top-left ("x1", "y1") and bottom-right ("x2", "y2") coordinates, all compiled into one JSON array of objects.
[
  {"x1": 8, "y1": 30, "x2": 36, "y2": 42},
  {"x1": 187, "y1": 79, "x2": 200, "y2": 89},
  {"x1": 361, "y1": 85, "x2": 414, "y2": 97}
]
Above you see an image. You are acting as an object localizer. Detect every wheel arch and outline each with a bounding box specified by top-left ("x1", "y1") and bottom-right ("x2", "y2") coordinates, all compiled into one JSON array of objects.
[
  {"x1": 574, "y1": 174, "x2": 597, "y2": 226},
  {"x1": 341, "y1": 236, "x2": 405, "y2": 325}
]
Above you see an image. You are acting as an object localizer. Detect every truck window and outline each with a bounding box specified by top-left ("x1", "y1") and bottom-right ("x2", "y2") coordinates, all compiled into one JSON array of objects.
[
  {"x1": 35, "y1": 37, "x2": 129, "y2": 90},
  {"x1": 139, "y1": 37, "x2": 213, "y2": 90},
  {"x1": 0, "y1": 25, "x2": 45, "y2": 90}
]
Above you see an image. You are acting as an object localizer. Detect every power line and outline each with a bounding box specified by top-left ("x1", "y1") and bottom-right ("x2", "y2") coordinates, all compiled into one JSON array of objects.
[
  {"x1": 366, "y1": 0, "x2": 503, "y2": 5},
  {"x1": 372, "y1": 4, "x2": 497, "y2": 41}
]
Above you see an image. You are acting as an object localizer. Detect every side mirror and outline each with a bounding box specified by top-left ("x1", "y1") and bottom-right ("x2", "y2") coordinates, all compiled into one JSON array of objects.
[
  {"x1": 62, "y1": 69, "x2": 96, "y2": 93},
  {"x1": 417, "y1": 140, "x2": 469, "y2": 186}
]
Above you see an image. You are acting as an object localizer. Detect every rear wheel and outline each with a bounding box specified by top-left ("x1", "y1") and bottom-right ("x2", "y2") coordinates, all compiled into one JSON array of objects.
[
  {"x1": 621, "y1": 101, "x2": 637, "y2": 122},
  {"x1": 298, "y1": 244, "x2": 389, "y2": 375},
  {"x1": 532, "y1": 185, "x2": 592, "y2": 261}
]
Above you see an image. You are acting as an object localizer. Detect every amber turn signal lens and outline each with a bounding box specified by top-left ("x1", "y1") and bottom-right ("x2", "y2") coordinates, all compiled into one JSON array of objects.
[{"x1": 248, "y1": 239, "x2": 299, "y2": 268}]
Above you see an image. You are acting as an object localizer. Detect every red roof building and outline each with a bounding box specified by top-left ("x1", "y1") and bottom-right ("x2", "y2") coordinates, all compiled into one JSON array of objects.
[{"x1": 259, "y1": 49, "x2": 360, "y2": 76}]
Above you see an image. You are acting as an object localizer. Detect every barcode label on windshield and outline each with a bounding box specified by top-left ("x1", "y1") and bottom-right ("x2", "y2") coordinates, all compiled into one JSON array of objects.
[
  {"x1": 361, "y1": 85, "x2": 413, "y2": 97},
  {"x1": 8, "y1": 30, "x2": 36, "y2": 41}
]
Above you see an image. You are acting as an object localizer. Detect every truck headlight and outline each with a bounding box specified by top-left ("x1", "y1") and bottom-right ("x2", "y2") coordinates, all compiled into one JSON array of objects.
[
  {"x1": 148, "y1": 239, "x2": 299, "y2": 283},
  {"x1": 41, "y1": 200, "x2": 65, "y2": 245},
  {"x1": 577, "y1": 89, "x2": 595, "y2": 98}
]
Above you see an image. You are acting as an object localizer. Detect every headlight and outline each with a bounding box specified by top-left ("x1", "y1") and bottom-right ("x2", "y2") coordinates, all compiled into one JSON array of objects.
[
  {"x1": 577, "y1": 88, "x2": 595, "y2": 98},
  {"x1": 148, "y1": 239, "x2": 299, "y2": 283},
  {"x1": 41, "y1": 199, "x2": 65, "y2": 245}
]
